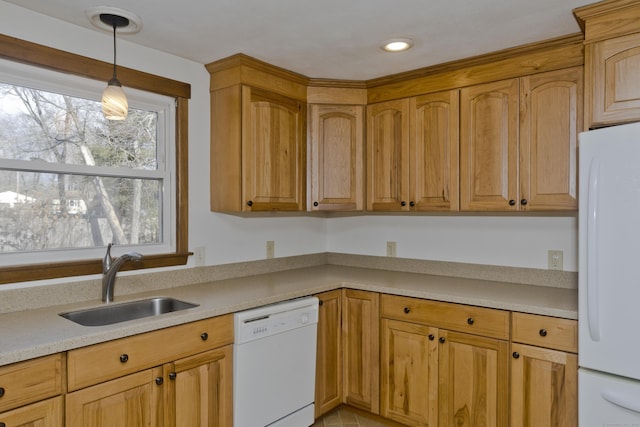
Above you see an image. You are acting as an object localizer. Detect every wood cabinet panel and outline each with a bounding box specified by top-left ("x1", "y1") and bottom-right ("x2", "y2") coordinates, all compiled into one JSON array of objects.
[
  {"x1": 381, "y1": 319, "x2": 438, "y2": 426},
  {"x1": 381, "y1": 294, "x2": 510, "y2": 340},
  {"x1": 0, "y1": 396, "x2": 62, "y2": 427},
  {"x1": 520, "y1": 67, "x2": 581, "y2": 210},
  {"x1": 512, "y1": 312, "x2": 578, "y2": 353},
  {"x1": 314, "y1": 290, "x2": 343, "y2": 418},
  {"x1": 67, "y1": 314, "x2": 233, "y2": 391},
  {"x1": 410, "y1": 90, "x2": 459, "y2": 211},
  {"x1": 0, "y1": 354, "x2": 63, "y2": 413},
  {"x1": 66, "y1": 367, "x2": 163, "y2": 427},
  {"x1": 460, "y1": 78, "x2": 519, "y2": 211},
  {"x1": 308, "y1": 104, "x2": 364, "y2": 211},
  {"x1": 164, "y1": 345, "x2": 233, "y2": 427},
  {"x1": 366, "y1": 99, "x2": 410, "y2": 211},
  {"x1": 510, "y1": 343, "x2": 578, "y2": 427},
  {"x1": 342, "y1": 289, "x2": 379, "y2": 414},
  {"x1": 438, "y1": 331, "x2": 509, "y2": 427}
]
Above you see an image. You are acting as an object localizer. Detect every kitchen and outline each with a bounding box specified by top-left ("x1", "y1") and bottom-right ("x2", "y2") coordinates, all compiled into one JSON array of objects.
[{"x1": 0, "y1": 0, "x2": 637, "y2": 425}]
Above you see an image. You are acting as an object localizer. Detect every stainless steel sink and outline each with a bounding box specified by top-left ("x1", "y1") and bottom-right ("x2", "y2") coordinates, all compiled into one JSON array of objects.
[{"x1": 59, "y1": 297, "x2": 199, "y2": 326}]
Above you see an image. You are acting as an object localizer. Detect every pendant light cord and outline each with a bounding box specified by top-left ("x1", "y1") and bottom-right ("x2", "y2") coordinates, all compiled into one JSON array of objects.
[{"x1": 112, "y1": 22, "x2": 118, "y2": 80}]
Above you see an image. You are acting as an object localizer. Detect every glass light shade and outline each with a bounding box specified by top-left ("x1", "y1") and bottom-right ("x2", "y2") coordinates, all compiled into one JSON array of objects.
[{"x1": 102, "y1": 82, "x2": 128, "y2": 120}]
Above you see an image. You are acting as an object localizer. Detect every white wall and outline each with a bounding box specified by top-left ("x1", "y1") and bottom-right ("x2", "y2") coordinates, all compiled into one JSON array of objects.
[{"x1": 0, "y1": 2, "x2": 578, "y2": 280}]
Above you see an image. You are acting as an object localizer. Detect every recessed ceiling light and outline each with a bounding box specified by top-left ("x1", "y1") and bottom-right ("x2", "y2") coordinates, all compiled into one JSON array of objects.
[
  {"x1": 86, "y1": 6, "x2": 143, "y2": 34},
  {"x1": 381, "y1": 38, "x2": 414, "y2": 52}
]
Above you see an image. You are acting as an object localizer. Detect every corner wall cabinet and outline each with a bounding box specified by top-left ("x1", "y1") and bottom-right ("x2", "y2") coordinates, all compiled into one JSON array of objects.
[
  {"x1": 0, "y1": 354, "x2": 64, "y2": 427},
  {"x1": 575, "y1": 0, "x2": 640, "y2": 128},
  {"x1": 65, "y1": 315, "x2": 233, "y2": 427}
]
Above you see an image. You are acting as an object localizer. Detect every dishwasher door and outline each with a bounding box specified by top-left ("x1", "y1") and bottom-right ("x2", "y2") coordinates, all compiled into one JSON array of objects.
[{"x1": 233, "y1": 297, "x2": 319, "y2": 427}]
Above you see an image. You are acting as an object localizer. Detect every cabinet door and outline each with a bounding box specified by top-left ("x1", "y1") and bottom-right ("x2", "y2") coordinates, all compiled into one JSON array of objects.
[
  {"x1": 381, "y1": 319, "x2": 438, "y2": 426},
  {"x1": 314, "y1": 290, "x2": 343, "y2": 418},
  {"x1": 511, "y1": 343, "x2": 577, "y2": 427},
  {"x1": 242, "y1": 86, "x2": 306, "y2": 211},
  {"x1": 460, "y1": 78, "x2": 519, "y2": 211},
  {"x1": 438, "y1": 331, "x2": 509, "y2": 427},
  {"x1": 366, "y1": 99, "x2": 410, "y2": 211},
  {"x1": 308, "y1": 104, "x2": 364, "y2": 211},
  {"x1": 410, "y1": 90, "x2": 459, "y2": 211},
  {"x1": 589, "y1": 33, "x2": 640, "y2": 127},
  {"x1": 66, "y1": 368, "x2": 163, "y2": 427},
  {"x1": 165, "y1": 345, "x2": 233, "y2": 427},
  {"x1": 520, "y1": 67, "x2": 582, "y2": 211},
  {"x1": 0, "y1": 396, "x2": 62, "y2": 427},
  {"x1": 342, "y1": 289, "x2": 380, "y2": 414}
]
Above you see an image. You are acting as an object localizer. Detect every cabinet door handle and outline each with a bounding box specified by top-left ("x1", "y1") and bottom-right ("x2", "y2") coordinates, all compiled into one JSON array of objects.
[
  {"x1": 200, "y1": 332, "x2": 209, "y2": 341},
  {"x1": 318, "y1": 300, "x2": 323, "y2": 306},
  {"x1": 0, "y1": 387, "x2": 4, "y2": 397},
  {"x1": 155, "y1": 377, "x2": 164, "y2": 385},
  {"x1": 509, "y1": 199, "x2": 516, "y2": 206},
  {"x1": 467, "y1": 317, "x2": 474, "y2": 325},
  {"x1": 246, "y1": 200, "x2": 253, "y2": 207},
  {"x1": 119, "y1": 354, "x2": 129, "y2": 363},
  {"x1": 169, "y1": 372, "x2": 177, "y2": 380},
  {"x1": 539, "y1": 329, "x2": 548, "y2": 337},
  {"x1": 428, "y1": 334, "x2": 435, "y2": 341},
  {"x1": 520, "y1": 198, "x2": 528, "y2": 206},
  {"x1": 401, "y1": 201, "x2": 406, "y2": 207},
  {"x1": 403, "y1": 307, "x2": 410, "y2": 314},
  {"x1": 409, "y1": 201, "x2": 415, "y2": 207},
  {"x1": 313, "y1": 201, "x2": 319, "y2": 207},
  {"x1": 513, "y1": 351, "x2": 520, "y2": 359},
  {"x1": 439, "y1": 337, "x2": 446, "y2": 344}
]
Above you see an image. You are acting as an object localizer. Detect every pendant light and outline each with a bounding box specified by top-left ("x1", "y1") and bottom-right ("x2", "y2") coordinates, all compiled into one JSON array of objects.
[{"x1": 100, "y1": 13, "x2": 129, "y2": 120}]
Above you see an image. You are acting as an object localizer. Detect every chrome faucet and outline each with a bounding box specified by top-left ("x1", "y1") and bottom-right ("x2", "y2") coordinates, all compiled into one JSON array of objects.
[{"x1": 102, "y1": 243, "x2": 143, "y2": 303}]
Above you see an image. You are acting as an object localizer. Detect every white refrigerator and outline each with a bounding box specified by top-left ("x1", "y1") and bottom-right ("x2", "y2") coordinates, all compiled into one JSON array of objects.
[{"x1": 579, "y1": 121, "x2": 640, "y2": 425}]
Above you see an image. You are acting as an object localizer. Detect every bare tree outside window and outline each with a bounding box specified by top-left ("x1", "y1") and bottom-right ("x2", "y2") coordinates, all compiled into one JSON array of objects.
[{"x1": 0, "y1": 83, "x2": 163, "y2": 252}]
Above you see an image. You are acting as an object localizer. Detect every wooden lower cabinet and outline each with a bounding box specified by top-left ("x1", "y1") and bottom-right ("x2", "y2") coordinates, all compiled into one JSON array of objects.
[
  {"x1": 0, "y1": 396, "x2": 63, "y2": 427},
  {"x1": 315, "y1": 289, "x2": 343, "y2": 418}
]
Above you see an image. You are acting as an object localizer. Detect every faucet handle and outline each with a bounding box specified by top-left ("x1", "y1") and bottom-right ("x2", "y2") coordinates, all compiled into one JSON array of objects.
[{"x1": 103, "y1": 243, "x2": 114, "y2": 273}]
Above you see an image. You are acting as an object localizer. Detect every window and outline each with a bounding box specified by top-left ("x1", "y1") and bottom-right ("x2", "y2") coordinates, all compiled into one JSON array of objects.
[{"x1": 0, "y1": 34, "x2": 190, "y2": 284}]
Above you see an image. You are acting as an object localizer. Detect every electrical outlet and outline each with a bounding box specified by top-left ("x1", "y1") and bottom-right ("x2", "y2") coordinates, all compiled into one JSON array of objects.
[
  {"x1": 548, "y1": 250, "x2": 563, "y2": 271},
  {"x1": 386, "y1": 241, "x2": 397, "y2": 257},
  {"x1": 194, "y1": 246, "x2": 205, "y2": 266},
  {"x1": 266, "y1": 240, "x2": 275, "y2": 259}
]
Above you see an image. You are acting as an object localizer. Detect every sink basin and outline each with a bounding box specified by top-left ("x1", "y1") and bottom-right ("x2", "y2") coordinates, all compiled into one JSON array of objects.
[{"x1": 59, "y1": 297, "x2": 199, "y2": 326}]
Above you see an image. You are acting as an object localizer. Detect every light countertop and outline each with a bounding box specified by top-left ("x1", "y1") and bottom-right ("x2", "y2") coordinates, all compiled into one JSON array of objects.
[{"x1": 0, "y1": 264, "x2": 577, "y2": 366}]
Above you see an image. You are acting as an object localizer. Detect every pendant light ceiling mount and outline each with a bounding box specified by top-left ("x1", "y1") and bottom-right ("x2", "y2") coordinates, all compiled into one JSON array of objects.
[{"x1": 86, "y1": 6, "x2": 142, "y2": 35}]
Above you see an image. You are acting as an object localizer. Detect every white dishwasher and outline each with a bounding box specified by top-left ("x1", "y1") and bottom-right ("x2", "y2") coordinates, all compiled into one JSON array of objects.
[{"x1": 233, "y1": 296, "x2": 319, "y2": 427}]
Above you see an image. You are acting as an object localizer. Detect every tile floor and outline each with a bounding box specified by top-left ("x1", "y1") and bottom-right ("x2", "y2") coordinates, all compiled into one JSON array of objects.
[{"x1": 312, "y1": 407, "x2": 397, "y2": 427}]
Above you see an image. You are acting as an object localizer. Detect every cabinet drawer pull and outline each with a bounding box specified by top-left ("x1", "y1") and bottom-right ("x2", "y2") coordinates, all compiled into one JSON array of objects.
[
  {"x1": 439, "y1": 337, "x2": 446, "y2": 344},
  {"x1": 467, "y1": 317, "x2": 474, "y2": 325},
  {"x1": 513, "y1": 351, "x2": 520, "y2": 359},
  {"x1": 403, "y1": 307, "x2": 411, "y2": 314},
  {"x1": 169, "y1": 372, "x2": 177, "y2": 380},
  {"x1": 0, "y1": 387, "x2": 4, "y2": 397},
  {"x1": 119, "y1": 354, "x2": 129, "y2": 363},
  {"x1": 155, "y1": 377, "x2": 163, "y2": 385},
  {"x1": 539, "y1": 328, "x2": 548, "y2": 337},
  {"x1": 428, "y1": 334, "x2": 435, "y2": 341},
  {"x1": 200, "y1": 332, "x2": 209, "y2": 341}
]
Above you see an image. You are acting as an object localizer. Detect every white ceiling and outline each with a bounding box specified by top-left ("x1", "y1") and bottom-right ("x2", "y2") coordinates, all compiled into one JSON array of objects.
[{"x1": 4, "y1": 0, "x2": 592, "y2": 80}]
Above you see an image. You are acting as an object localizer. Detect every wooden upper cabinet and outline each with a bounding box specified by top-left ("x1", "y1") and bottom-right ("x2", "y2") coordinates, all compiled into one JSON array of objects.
[
  {"x1": 460, "y1": 78, "x2": 519, "y2": 211},
  {"x1": 520, "y1": 67, "x2": 582, "y2": 211},
  {"x1": 366, "y1": 99, "x2": 410, "y2": 211},
  {"x1": 210, "y1": 84, "x2": 306, "y2": 212},
  {"x1": 308, "y1": 104, "x2": 364, "y2": 211},
  {"x1": 410, "y1": 90, "x2": 460, "y2": 211},
  {"x1": 574, "y1": 0, "x2": 640, "y2": 127}
]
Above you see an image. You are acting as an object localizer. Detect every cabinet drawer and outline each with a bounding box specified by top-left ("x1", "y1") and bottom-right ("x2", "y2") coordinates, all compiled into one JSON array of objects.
[
  {"x1": 67, "y1": 314, "x2": 233, "y2": 391},
  {"x1": 512, "y1": 312, "x2": 577, "y2": 353},
  {"x1": 381, "y1": 294, "x2": 509, "y2": 340},
  {"x1": 0, "y1": 354, "x2": 63, "y2": 413}
]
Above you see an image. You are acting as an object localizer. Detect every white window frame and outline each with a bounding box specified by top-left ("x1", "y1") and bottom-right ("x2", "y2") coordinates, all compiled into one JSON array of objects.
[{"x1": 0, "y1": 58, "x2": 177, "y2": 267}]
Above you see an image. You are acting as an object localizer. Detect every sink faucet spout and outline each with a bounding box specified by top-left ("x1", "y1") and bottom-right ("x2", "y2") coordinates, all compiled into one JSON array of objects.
[{"x1": 102, "y1": 243, "x2": 143, "y2": 303}]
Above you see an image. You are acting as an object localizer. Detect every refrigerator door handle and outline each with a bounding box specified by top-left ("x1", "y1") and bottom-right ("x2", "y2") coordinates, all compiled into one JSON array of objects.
[
  {"x1": 602, "y1": 390, "x2": 640, "y2": 414},
  {"x1": 587, "y1": 158, "x2": 601, "y2": 341}
]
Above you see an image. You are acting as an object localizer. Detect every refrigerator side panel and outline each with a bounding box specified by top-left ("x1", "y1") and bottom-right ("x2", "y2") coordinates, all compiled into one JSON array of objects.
[
  {"x1": 580, "y1": 369, "x2": 640, "y2": 426},
  {"x1": 579, "y1": 122, "x2": 640, "y2": 381}
]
